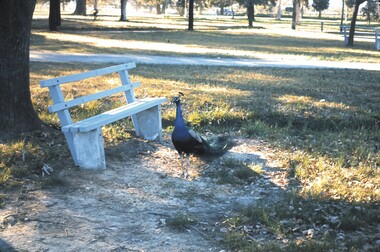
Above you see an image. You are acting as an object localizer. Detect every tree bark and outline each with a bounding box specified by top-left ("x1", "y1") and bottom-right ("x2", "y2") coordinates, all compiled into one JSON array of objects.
[
  {"x1": 292, "y1": 0, "x2": 297, "y2": 29},
  {"x1": 247, "y1": 0, "x2": 254, "y2": 27},
  {"x1": 49, "y1": 0, "x2": 61, "y2": 31},
  {"x1": 73, "y1": 0, "x2": 87, "y2": 15},
  {"x1": 0, "y1": 0, "x2": 42, "y2": 132},
  {"x1": 276, "y1": 0, "x2": 282, "y2": 20},
  {"x1": 296, "y1": 0, "x2": 301, "y2": 25},
  {"x1": 188, "y1": 0, "x2": 194, "y2": 31},
  {"x1": 347, "y1": 0, "x2": 366, "y2": 46},
  {"x1": 156, "y1": 4, "x2": 161, "y2": 14},
  {"x1": 120, "y1": 0, "x2": 127, "y2": 21}
]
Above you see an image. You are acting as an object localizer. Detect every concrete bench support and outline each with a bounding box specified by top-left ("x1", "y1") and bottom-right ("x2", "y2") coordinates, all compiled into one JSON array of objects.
[
  {"x1": 136, "y1": 105, "x2": 163, "y2": 141},
  {"x1": 73, "y1": 128, "x2": 106, "y2": 169}
]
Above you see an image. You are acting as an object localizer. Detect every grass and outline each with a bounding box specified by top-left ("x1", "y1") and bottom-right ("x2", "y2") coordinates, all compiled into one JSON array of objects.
[
  {"x1": 166, "y1": 213, "x2": 197, "y2": 231},
  {"x1": 26, "y1": 62, "x2": 380, "y2": 251},
  {"x1": 31, "y1": 12, "x2": 380, "y2": 63},
  {"x1": 1, "y1": 13, "x2": 379, "y2": 251},
  {"x1": 27, "y1": 63, "x2": 380, "y2": 201},
  {"x1": 221, "y1": 194, "x2": 380, "y2": 251},
  {"x1": 205, "y1": 158, "x2": 262, "y2": 185}
]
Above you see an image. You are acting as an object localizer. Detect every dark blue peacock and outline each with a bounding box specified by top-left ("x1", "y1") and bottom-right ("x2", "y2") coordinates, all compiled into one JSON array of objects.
[{"x1": 171, "y1": 92, "x2": 229, "y2": 178}]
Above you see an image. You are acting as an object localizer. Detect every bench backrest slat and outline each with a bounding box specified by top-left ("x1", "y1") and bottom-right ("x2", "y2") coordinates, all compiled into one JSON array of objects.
[
  {"x1": 119, "y1": 67, "x2": 136, "y2": 103},
  {"x1": 40, "y1": 62, "x2": 136, "y2": 87},
  {"x1": 48, "y1": 81, "x2": 141, "y2": 113},
  {"x1": 48, "y1": 85, "x2": 73, "y2": 126}
]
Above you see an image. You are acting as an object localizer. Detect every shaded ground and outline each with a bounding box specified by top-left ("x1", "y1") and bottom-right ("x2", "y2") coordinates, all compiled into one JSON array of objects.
[{"x1": 0, "y1": 134, "x2": 290, "y2": 251}]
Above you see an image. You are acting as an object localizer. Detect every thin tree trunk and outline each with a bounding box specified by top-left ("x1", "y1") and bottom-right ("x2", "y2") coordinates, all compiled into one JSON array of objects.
[
  {"x1": 276, "y1": 0, "x2": 282, "y2": 20},
  {"x1": 291, "y1": 0, "x2": 297, "y2": 29},
  {"x1": 120, "y1": 0, "x2": 127, "y2": 21},
  {"x1": 0, "y1": 0, "x2": 42, "y2": 132},
  {"x1": 296, "y1": 0, "x2": 301, "y2": 25},
  {"x1": 156, "y1": 3, "x2": 161, "y2": 14},
  {"x1": 188, "y1": 0, "x2": 194, "y2": 31},
  {"x1": 49, "y1": 0, "x2": 61, "y2": 31},
  {"x1": 348, "y1": 0, "x2": 366, "y2": 46},
  {"x1": 247, "y1": 0, "x2": 254, "y2": 27},
  {"x1": 347, "y1": 2, "x2": 360, "y2": 46}
]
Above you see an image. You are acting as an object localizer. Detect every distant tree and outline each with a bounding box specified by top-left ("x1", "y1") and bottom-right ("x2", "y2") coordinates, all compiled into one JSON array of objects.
[
  {"x1": 275, "y1": 0, "x2": 282, "y2": 20},
  {"x1": 49, "y1": 0, "x2": 61, "y2": 31},
  {"x1": 208, "y1": 0, "x2": 231, "y2": 15},
  {"x1": 120, "y1": 0, "x2": 128, "y2": 21},
  {"x1": 0, "y1": 0, "x2": 42, "y2": 132},
  {"x1": 189, "y1": 0, "x2": 194, "y2": 30},
  {"x1": 312, "y1": 0, "x2": 329, "y2": 18},
  {"x1": 361, "y1": 0, "x2": 379, "y2": 24},
  {"x1": 347, "y1": 0, "x2": 367, "y2": 46},
  {"x1": 234, "y1": 0, "x2": 269, "y2": 27},
  {"x1": 176, "y1": 0, "x2": 185, "y2": 16},
  {"x1": 291, "y1": 0, "x2": 301, "y2": 29},
  {"x1": 136, "y1": 0, "x2": 166, "y2": 14},
  {"x1": 346, "y1": 0, "x2": 356, "y2": 8},
  {"x1": 74, "y1": 0, "x2": 87, "y2": 15},
  {"x1": 247, "y1": 0, "x2": 254, "y2": 26}
]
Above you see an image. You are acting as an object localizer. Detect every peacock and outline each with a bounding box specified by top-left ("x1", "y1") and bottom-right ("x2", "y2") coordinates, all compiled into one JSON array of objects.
[{"x1": 171, "y1": 92, "x2": 229, "y2": 178}]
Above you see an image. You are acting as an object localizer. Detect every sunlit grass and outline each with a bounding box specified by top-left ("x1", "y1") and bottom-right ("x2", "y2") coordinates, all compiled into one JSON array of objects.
[{"x1": 31, "y1": 14, "x2": 380, "y2": 63}]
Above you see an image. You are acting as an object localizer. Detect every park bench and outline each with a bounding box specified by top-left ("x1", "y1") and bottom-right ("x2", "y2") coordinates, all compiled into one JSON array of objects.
[
  {"x1": 341, "y1": 25, "x2": 379, "y2": 50},
  {"x1": 40, "y1": 62, "x2": 166, "y2": 170}
]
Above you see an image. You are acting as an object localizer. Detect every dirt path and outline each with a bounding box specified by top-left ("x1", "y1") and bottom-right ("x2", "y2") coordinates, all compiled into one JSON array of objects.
[{"x1": 0, "y1": 134, "x2": 291, "y2": 251}]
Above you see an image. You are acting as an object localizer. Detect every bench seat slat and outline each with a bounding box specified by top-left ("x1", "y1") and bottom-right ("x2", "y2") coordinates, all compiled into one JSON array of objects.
[
  {"x1": 40, "y1": 62, "x2": 136, "y2": 87},
  {"x1": 61, "y1": 97, "x2": 166, "y2": 133},
  {"x1": 48, "y1": 81, "x2": 141, "y2": 113}
]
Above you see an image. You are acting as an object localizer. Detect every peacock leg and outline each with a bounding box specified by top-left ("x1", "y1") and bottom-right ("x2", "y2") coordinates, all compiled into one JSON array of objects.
[
  {"x1": 180, "y1": 152, "x2": 185, "y2": 177},
  {"x1": 185, "y1": 153, "x2": 190, "y2": 178}
]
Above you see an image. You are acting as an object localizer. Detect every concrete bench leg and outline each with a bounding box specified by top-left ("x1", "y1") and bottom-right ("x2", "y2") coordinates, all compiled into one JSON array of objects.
[
  {"x1": 73, "y1": 128, "x2": 106, "y2": 169},
  {"x1": 135, "y1": 105, "x2": 163, "y2": 142}
]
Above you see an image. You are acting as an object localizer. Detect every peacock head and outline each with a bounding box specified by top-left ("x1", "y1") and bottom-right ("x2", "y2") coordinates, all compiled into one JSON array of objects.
[{"x1": 171, "y1": 92, "x2": 184, "y2": 104}]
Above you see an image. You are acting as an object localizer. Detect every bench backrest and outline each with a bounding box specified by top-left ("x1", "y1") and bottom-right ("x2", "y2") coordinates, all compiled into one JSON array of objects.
[{"x1": 40, "y1": 62, "x2": 139, "y2": 127}]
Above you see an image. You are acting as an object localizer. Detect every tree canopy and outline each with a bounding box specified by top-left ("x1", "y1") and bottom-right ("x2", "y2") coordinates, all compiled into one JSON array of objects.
[{"x1": 312, "y1": 0, "x2": 330, "y2": 18}]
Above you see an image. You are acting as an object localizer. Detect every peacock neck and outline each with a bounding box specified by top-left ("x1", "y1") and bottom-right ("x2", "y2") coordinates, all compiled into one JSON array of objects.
[{"x1": 175, "y1": 101, "x2": 186, "y2": 128}]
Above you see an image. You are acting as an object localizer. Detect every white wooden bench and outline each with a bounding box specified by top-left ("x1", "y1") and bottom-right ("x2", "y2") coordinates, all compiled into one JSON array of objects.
[
  {"x1": 40, "y1": 62, "x2": 166, "y2": 170},
  {"x1": 341, "y1": 25, "x2": 380, "y2": 50}
]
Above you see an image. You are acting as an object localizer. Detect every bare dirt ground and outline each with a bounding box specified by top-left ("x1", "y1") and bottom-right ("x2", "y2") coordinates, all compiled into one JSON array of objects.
[{"x1": 0, "y1": 134, "x2": 290, "y2": 252}]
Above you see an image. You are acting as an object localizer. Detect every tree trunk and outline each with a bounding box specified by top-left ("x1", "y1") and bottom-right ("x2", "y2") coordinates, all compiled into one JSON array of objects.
[
  {"x1": 291, "y1": 0, "x2": 297, "y2": 29},
  {"x1": 120, "y1": 0, "x2": 127, "y2": 21},
  {"x1": 347, "y1": 0, "x2": 366, "y2": 46},
  {"x1": 73, "y1": 0, "x2": 86, "y2": 15},
  {"x1": 49, "y1": 0, "x2": 61, "y2": 31},
  {"x1": 295, "y1": 0, "x2": 301, "y2": 25},
  {"x1": 188, "y1": 0, "x2": 194, "y2": 31},
  {"x1": 0, "y1": 0, "x2": 42, "y2": 132},
  {"x1": 247, "y1": 0, "x2": 254, "y2": 27},
  {"x1": 276, "y1": 0, "x2": 282, "y2": 20},
  {"x1": 156, "y1": 4, "x2": 161, "y2": 14}
]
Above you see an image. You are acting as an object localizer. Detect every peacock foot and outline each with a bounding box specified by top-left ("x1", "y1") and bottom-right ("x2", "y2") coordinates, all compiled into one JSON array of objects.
[{"x1": 180, "y1": 172, "x2": 189, "y2": 179}]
